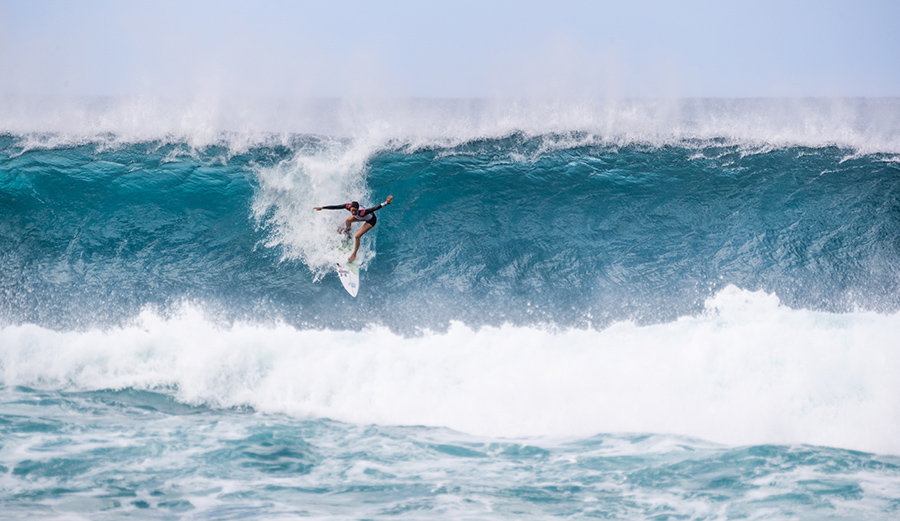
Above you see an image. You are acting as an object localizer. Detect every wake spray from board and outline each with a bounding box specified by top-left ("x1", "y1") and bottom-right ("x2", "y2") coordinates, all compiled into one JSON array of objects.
[{"x1": 251, "y1": 136, "x2": 378, "y2": 281}]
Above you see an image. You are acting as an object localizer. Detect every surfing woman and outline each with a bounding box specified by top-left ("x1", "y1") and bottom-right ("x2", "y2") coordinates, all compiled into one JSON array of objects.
[{"x1": 315, "y1": 195, "x2": 393, "y2": 262}]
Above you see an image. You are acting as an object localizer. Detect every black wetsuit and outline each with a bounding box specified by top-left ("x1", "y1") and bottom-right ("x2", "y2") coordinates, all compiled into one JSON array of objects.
[{"x1": 321, "y1": 202, "x2": 387, "y2": 227}]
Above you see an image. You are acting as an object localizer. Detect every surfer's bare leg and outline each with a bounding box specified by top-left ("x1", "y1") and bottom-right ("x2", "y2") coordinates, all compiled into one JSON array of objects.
[
  {"x1": 343, "y1": 216, "x2": 357, "y2": 234},
  {"x1": 348, "y1": 222, "x2": 373, "y2": 262}
]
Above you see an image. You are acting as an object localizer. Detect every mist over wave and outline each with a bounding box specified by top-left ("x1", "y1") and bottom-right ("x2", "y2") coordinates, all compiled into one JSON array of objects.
[{"x1": 2, "y1": 97, "x2": 899, "y2": 153}]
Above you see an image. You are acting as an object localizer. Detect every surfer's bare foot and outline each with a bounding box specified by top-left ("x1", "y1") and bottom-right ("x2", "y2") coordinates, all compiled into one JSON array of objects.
[{"x1": 348, "y1": 254, "x2": 356, "y2": 262}]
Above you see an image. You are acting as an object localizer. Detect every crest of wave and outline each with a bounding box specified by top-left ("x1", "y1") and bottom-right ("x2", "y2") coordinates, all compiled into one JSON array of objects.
[{"x1": 3, "y1": 96, "x2": 898, "y2": 154}]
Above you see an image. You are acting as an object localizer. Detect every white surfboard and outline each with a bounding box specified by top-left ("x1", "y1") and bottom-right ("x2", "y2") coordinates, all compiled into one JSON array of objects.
[
  {"x1": 336, "y1": 261, "x2": 359, "y2": 297},
  {"x1": 335, "y1": 235, "x2": 359, "y2": 297}
]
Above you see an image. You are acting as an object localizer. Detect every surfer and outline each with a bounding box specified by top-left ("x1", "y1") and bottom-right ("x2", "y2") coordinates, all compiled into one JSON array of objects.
[{"x1": 315, "y1": 195, "x2": 393, "y2": 262}]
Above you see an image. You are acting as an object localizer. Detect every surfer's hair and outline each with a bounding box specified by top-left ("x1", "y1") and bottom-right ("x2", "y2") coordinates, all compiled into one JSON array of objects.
[{"x1": 350, "y1": 201, "x2": 360, "y2": 209}]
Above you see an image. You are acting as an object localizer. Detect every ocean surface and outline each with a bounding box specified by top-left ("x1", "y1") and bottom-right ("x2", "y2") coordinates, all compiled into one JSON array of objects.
[{"x1": 1, "y1": 97, "x2": 900, "y2": 519}]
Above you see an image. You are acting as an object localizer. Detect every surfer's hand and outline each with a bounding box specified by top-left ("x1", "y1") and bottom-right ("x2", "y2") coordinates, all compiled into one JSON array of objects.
[
  {"x1": 385, "y1": 195, "x2": 393, "y2": 205},
  {"x1": 314, "y1": 207, "x2": 323, "y2": 211}
]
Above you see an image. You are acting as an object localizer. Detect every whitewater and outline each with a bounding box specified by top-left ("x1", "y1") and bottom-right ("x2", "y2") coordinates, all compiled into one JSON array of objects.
[{"x1": 1, "y1": 97, "x2": 900, "y2": 519}]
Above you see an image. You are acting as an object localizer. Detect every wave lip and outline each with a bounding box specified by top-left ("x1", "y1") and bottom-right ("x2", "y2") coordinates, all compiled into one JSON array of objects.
[
  {"x1": 1, "y1": 286, "x2": 898, "y2": 455},
  {"x1": 2, "y1": 97, "x2": 899, "y2": 154}
]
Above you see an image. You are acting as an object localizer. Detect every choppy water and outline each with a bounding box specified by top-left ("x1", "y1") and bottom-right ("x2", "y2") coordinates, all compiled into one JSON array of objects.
[{"x1": 4, "y1": 387, "x2": 900, "y2": 520}]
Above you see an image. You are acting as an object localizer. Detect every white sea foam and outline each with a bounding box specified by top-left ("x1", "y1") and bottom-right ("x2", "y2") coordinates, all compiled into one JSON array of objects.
[
  {"x1": 251, "y1": 136, "x2": 378, "y2": 275},
  {"x1": 1, "y1": 286, "x2": 898, "y2": 454},
  {"x1": 2, "y1": 96, "x2": 898, "y2": 154}
]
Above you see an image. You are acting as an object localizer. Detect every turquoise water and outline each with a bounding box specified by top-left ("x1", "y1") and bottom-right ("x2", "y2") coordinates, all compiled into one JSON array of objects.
[
  {"x1": 2, "y1": 133, "x2": 897, "y2": 331},
  {"x1": 1, "y1": 98, "x2": 900, "y2": 518},
  {"x1": 4, "y1": 387, "x2": 899, "y2": 520}
]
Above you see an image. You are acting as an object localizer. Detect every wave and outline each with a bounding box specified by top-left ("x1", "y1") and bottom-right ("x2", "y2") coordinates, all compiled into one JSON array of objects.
[
  {"x1": 2, "y1": 130, "x2": 899, "y2": 332},
  {"x1": 3, "y1": 115, "x2": 899, "y2": 455},
  {"x1": 2, "y1": 286, "x2": 898, "y2": 454}
]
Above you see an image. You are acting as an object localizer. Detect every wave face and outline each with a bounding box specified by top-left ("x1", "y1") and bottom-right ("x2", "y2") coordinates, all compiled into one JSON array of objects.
[
  {"x1": 2, "y1": 131, "x2": 899, "y2": 331},
  {"x1": 2, "y1": 99, "x2": 900, "y2": 519}
]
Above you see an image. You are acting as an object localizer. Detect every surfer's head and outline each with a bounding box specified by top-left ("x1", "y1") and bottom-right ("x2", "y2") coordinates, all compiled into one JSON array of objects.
[{"x1": 349, "y1": 201, "x2": 359, "y2": 215}]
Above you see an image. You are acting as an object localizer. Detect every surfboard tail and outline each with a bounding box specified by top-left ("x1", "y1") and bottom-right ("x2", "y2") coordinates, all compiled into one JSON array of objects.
[{"x1": 336, "y1": 262, "x2": 360, "y2": 297}]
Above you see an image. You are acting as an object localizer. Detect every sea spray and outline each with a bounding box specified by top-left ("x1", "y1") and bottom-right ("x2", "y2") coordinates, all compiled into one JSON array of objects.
[{"x1": 2, "y1": 287, "x2": 898, "y2": 454}]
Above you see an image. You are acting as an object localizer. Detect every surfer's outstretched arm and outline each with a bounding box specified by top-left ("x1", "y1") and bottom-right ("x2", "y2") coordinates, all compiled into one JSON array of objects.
[
  {"x1": 367, "y1": 195, "x2": 393, "y2": 213},
  {"x1": 315, "y1": 196, "x2": 391, "y2": 212}
]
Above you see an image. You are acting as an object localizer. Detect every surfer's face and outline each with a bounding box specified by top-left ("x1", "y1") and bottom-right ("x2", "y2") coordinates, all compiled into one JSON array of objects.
[{"x1": 350, "y1": 207, "x2": 358, "y2": 215}]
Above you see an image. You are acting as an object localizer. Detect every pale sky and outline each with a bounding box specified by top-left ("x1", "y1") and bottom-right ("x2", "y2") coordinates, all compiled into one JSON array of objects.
[{"x1": 1, "y1": 0, "x2": 898, "y2": 99}]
